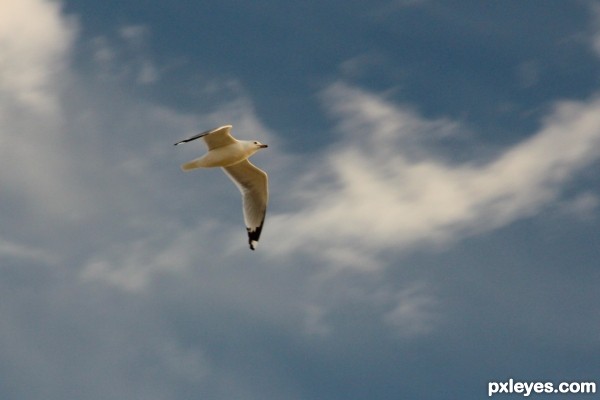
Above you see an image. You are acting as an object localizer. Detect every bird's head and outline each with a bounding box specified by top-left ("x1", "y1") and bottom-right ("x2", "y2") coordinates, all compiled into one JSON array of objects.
[
  {"x1": 252, "y1": 141, "x2": 268, "y2": 149},
  {"x1": 243, "y1": 140, "x2": 268, "y2": 155}
]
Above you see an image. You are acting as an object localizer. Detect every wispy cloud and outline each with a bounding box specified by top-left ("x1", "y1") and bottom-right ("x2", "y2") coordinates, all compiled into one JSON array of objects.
[
  {"x1": 90, "y1": 24, "x2": 160, "y2": 85},
  {"x1": 383, "y1": 283, "x2": 438, "y2": 337},
  {"x1": 265, "y1": 82, "x2": 600, "y2": 270},
  {"x1": 0, "y1": 238, "x2": 57, "y2": 264}
]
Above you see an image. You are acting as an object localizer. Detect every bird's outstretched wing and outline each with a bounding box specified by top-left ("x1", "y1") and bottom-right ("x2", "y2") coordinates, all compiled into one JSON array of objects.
[
  {"x1": 174, "y1": 125, "x2": 236, "y2": 150},
  {"x1": 222, "y1": 159, "x2": 268, "y2": 250}
]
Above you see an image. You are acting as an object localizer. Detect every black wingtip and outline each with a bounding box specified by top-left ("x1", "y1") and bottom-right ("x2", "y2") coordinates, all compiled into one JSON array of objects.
[{"x1": 247, "y1": 223, "x2": 263, "y2": 251}]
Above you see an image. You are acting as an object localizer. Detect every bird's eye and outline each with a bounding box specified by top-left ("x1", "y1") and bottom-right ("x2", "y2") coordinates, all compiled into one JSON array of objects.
[{"x1": 254, "y1": 141, "x2": 258, "y2": 144}]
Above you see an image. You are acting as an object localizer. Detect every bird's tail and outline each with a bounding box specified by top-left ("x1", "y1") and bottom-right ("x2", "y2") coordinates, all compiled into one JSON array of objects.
[{"x1": 181, "y1": 158, "x2": 205, "y2": 171}]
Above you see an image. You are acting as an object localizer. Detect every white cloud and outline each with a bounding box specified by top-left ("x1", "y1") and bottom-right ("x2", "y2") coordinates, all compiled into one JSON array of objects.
[
  {"x1": 0, "y1": 0, "x2": 89, "y2": 219},
  {"x1": 300, "y1": 270, "x2": 440, "y2": 339},
  {"x1": 558, "y1": 192, "x2": 599, "y2": 221},
  {"x1": 265, "y1": 83, "x2": 600, "y2": 270},
  {"x1": 79, "y1": 223, "x2": 223, "y2": 291},
  {"x1": 303, "y1": 304, "x2": 332, "y2": 336},
  {"x1": 0, "y1": 0, "x2": 74, "y2": 113},
  {"x1": 118, "y1": 25, "x2": 160, "y2": 84},
  {"x1": 119, "y1": 25, "x2": 149, "y2": 46},
  {"x1": 383, "y1": 284, "x2": 438, "y2": 337},
  {"x1": 0, "y1": 238, "x2": 57, "y2": 264},
  {"x1": 89, "y1": 24, "x2": 161, "y2": 85}
]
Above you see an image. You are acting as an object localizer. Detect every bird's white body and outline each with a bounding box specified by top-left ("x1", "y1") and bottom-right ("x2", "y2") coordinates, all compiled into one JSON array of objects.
[
  {"x1": 174, "y1": 125, "x2": 269, "y2": 250},
  {"x1": 181, "y1": 141, "x2": 262, "y2": 169}
]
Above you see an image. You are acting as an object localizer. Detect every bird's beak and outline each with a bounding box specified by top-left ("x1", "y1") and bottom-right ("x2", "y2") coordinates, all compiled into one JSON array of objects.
[{"x1": 260, "y1": 144, "x2": 268, "y2": 148}]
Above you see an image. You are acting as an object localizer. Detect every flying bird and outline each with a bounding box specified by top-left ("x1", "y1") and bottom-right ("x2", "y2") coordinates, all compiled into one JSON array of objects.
[{"x1": 174, "y1": 125, "x2": 269, "y2": 250}]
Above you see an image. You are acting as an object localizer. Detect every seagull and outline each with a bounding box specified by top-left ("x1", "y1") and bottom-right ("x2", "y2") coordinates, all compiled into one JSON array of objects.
[{"x1": 174, "y1": 125, "x2": 269, "y2": 250}]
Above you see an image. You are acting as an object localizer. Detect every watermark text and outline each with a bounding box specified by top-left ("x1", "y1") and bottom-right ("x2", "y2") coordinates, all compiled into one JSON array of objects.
[{"x1": 488, "y1": 378, "x2": 596, "y2": 397}]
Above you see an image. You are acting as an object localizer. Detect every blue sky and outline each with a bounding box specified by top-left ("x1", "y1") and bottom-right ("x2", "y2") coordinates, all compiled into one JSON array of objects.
[{"x1": 1, "y1": 1, "x2": 600, "y2": 399}]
